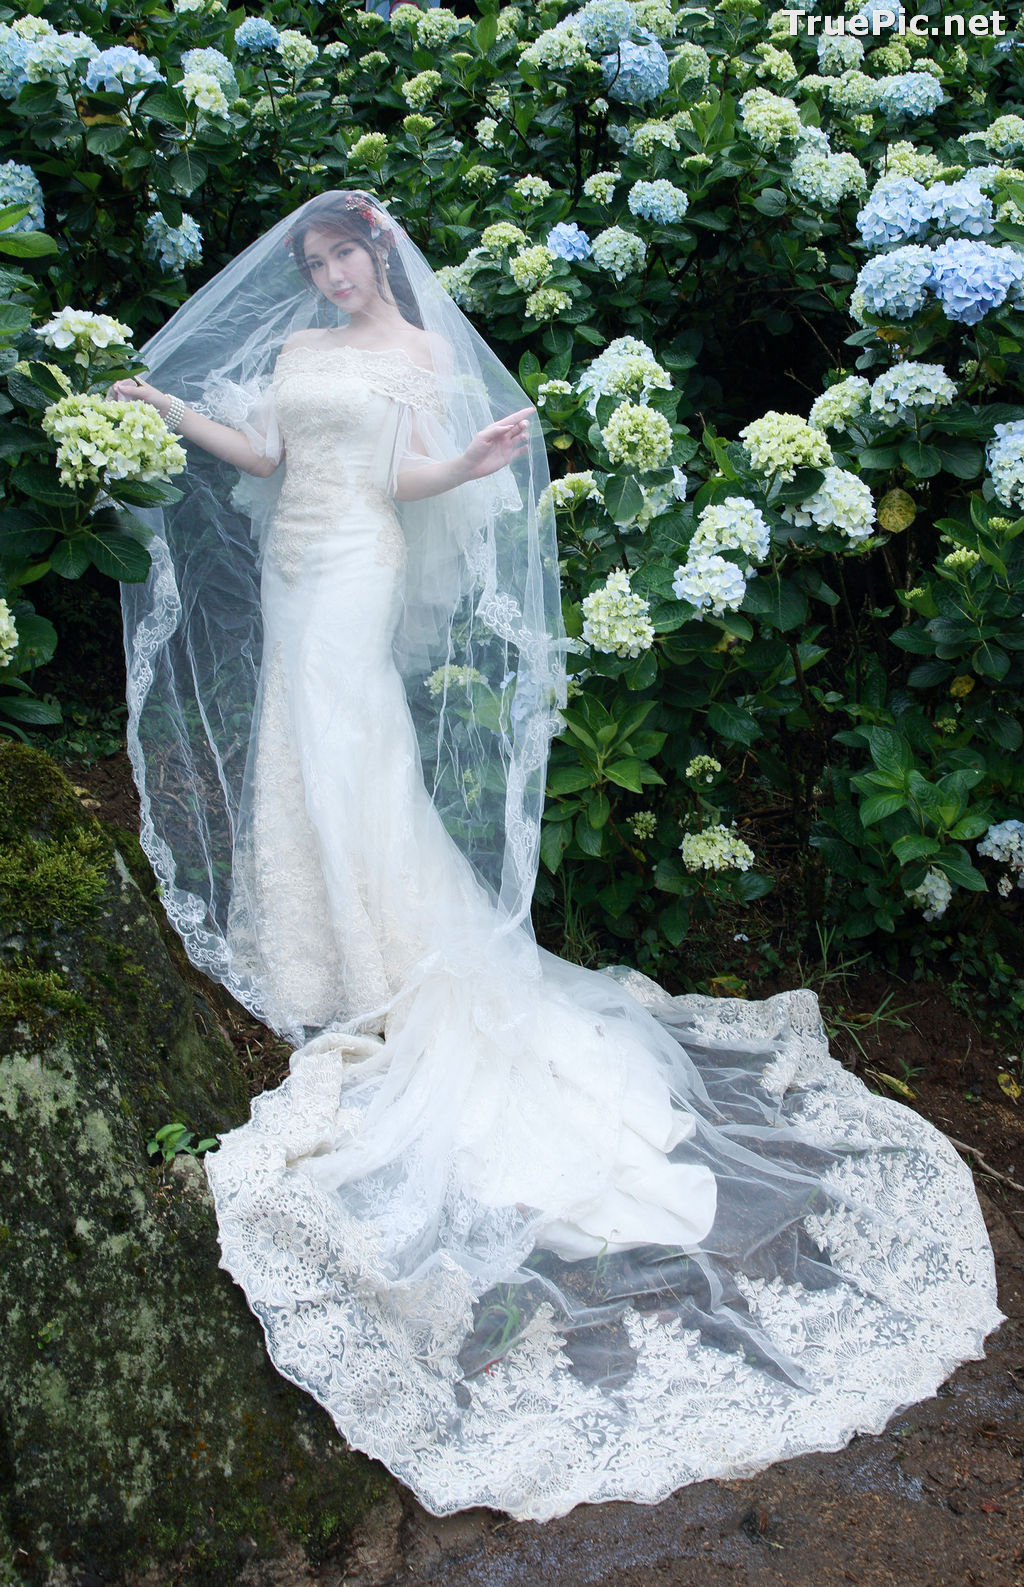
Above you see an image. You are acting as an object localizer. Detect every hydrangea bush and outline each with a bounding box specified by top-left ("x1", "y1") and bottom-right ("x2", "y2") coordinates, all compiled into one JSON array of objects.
[{"x1": 1, "y1": 0, "x2": 1023, "y2": 1009}]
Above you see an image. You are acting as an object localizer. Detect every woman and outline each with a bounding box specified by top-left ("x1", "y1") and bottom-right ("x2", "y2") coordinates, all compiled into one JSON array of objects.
[{"x1": 121, "y1": 191, "x2": 1001, "y2": 1522}]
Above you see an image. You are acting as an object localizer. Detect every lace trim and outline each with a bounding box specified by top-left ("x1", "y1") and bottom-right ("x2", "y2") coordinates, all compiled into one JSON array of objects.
[{"x1": 276, "y1": 343, "x2": 445, "y2": 418}]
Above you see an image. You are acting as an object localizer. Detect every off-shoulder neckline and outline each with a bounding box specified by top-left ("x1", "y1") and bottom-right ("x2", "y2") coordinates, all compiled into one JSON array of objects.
[{"x1": 276, "y1": 341, "x2": 439, "y2": 380}]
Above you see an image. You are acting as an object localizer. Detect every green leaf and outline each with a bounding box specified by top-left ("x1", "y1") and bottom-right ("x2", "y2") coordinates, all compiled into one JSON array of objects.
[
  {"x1": 706, "y1": 701, "x2": 760, "y2": 745},
  {"x1": 49, "y1": 539, "x2": 91, "y2": 579},
  {"x1": 948, "y1": 813, "x2": 991, "y2": 841},
  {"x1": 10, "y1": 613, "x2": 57, "y2": 667},
  {"x1": 0, "y1": 694, "x2": 61, "y2": 725},
  {"x1": 168, "y1": 149, "x2": 208, "y2": 195},
  {"x1": 860, "y1": 791, "x2": 907, "y2": 826},
  {"x1": 546, "y1": 765, "x2": 595, "y2": 796},
  {"x1": 540, "y1": 818, "x2": 570, "y2": 873},
  {"x1": 732, "y1": 871, "x2": 773, "y2": 902},
  {"x1": 0, "y1": 303, "x2": 31, "y2": 335},
  {"x1": 973, "y1": 642, "x2": 1010, "y2": 681},
  {"x1": 604, "y1": 757, "x2": 646, "y2": 793},
  {"x1": 892, "y1": 833, "x2": 941, "y2": 865},
  {"x1": 597, "y1": 875, "x2": 641, "y2": 916},
  {"x1": 985, "y1": 714, "x2": 1023, "y2": 751},
  {"x1": 0, "y1": 231, "x2": 58, "y2": 258},
  {"x1": 15, "y1": 465, "x2": 80, "y2": 508},
  {"x1": 587, "y1": 789, "x2": 611, "y2": 828},
  {"x1": 866, "y1": 725, "x2": 914, "y2": 781},
  {"x1": 23, "y1": 361, "x2": 69, "y2": 401},
  {"x1": 84, "y1": 530, "x2": 153, "y2": 583},
  {"x1": 658, "y1": 896, "x2": 691, "y2": 946},
  {"x1": 934, "y1": 845, "x2": 987, "y2": 892},
  {"x1": 476, "y1": 12, "x2": 498, "y2": 50},
  {"x1": 603, "y1": 474, "x2": 645, "y2": 525},
  {"x1": 937, "y1": 440, "x2": 984, "y2": 481},
  {"x1": 574, "y1": 812, "x2": 606, "y2": 856},
  {"x1": 899, "y1": 439, "x2": 943, "y2": 478},
  {"x1": 141, "y1": 87, "x2": 189, "y2": 127},
  {"x1": 742, "y1": 576, "x2": 808, "y2": 632}
]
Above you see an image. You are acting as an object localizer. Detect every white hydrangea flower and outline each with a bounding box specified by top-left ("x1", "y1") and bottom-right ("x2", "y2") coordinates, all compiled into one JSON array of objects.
[
  {"x1": 942, "y1": 546, "x2": 980, "y2": 572},
  {"x1": 869, "y1": 362, "x2": 957, "y2": 421},
  {"x1": 544, "y1": 472, "x2": 602, "y2": 510},
  {"x1": 986, "y1": 420, "x2": 1024, "y2": 510},
  {"x1": 690, "y1": 497, "x2": 770, "y2": 568},
  {"x1": 41, "y1": 394, "x2": 187, "y2": 486},
  {"x1": 977, "y1": 818, "x2": 1024, "y2": 889},
  {"x1": 784, "y1": 467, "x2": 876, "y2": 541},
  {"x1": 537, "y1": 378, "x2": 574, "y2": 407},
  {"x1": 576, "y1": 336, "x2": 671, "y2": 412},
  {"x1": 740, "y1": 411, "x2": 833, "y2": 481},
  {"x1": 739, "y1": 88, "x2": 801, "y2": 152},
  {"x1": 681, "y1": 824, "x2": 755, "y2": 873},
  {"x1": 514, "y1": 174, "x2": 553, "y2": 203},
  {"x1": 520, "y1": 21, "x2": 593, "y2": 72},
  {"x1": 791, "y1": 135, "x2": 867, "y2": 207},
  {"x1": 416, "y1": 8, "x2": 463, "y2": 48},
  {"x1": 905, "y1": 866, "x2": 952, "y2": 921},
  {"x1": 672, "y1": 550, "x2": 748, "y2": 617},
  {"x1": 685, "y1": 754, "x2": 721, "y2": 782},
  {"x1": 425, "y1": 664, "x2": 485, "y2": 696},
  {"x1": 0, "y1": 597, "x2": 17, "y2": 668},
  {"x1": 629, "y1": 809, "x2": 658, "y2": 840},
  {"x1": 591, "y1": 225, "x2": 647, "y2": 281},
  {"x1": 278, "y1": 30, "x2": 317, "y2": 71},
  {"x1": 401, "y1": 70, "x2": 442, "y2": 107},
  {"x1": 477, "y1": 115, "x2": 499, "y2": 148},
  {"x1": 182, "y1": 69, "x2": 229, "y2": 117},
  {"x1": 38, "y1": 308, "x2": 134, "y2": 364},
  {"x1": 828, "y1": 70, "x2": 882, "y2": 114},
  {"x1": 817, "y1": 32, "x2": 864, "y2": 74},
  {"x1": 583, "y1": 169, "x2": 619, "y2": 201},
  {"x1": 630, "y1": 120, "x2": 679, "y2": 157},
  {"x1": 510, "y1": 245, "x2": 556, "y2": 290},
  {"x1": 809, "y1": 376, "x2": 871, "y2": 432},
  {"x1": 581, "y1": 568, "x2": 655, "y2": 658},
  {"x1": 525, "y1": 287, "x2": 572, "y2": 319},
  {"x1": 601, "y1": 402, "x2": 672, "y2": 469},
  {"x1": 885, "y1": 140, "x2": 943, "y2": 182}
]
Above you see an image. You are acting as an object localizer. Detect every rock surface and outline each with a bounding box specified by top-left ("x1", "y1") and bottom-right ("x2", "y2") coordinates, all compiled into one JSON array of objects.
[{"x1": 0, "y1": 743, "x2": 387, "y2": 1585}]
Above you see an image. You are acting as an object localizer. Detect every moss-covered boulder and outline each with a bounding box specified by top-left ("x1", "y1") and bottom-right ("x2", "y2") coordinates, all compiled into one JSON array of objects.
[{"x1": 0, "y1": 743, "x2": 387, "y2": 1585}]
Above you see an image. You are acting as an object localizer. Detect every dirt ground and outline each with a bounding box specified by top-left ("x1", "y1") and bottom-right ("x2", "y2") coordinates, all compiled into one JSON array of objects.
[{"x1": 70, "y1": 750, "x2": 1024, "y2": 1587}]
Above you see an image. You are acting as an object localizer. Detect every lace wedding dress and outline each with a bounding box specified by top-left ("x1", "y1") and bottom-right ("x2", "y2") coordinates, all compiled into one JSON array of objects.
[{"x1": 196, "y1": 344, "x2": 1003, "y2": 1522}]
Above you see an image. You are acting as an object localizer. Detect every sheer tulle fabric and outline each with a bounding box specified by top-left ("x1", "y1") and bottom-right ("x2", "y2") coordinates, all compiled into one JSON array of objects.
[{"x1": 123, "y1": 195, "x2": 1002, "y2": 1523}]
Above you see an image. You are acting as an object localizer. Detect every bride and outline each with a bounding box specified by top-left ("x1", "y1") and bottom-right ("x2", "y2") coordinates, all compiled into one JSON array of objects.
[{"x1": 119, "y1": 191, "x2": 1002, "y2": 1522}]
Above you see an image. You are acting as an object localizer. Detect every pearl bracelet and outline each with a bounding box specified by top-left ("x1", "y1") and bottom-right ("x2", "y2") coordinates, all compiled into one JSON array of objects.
[{"x1": 164, "y1": 396, "x2": 186, "y2": 433}]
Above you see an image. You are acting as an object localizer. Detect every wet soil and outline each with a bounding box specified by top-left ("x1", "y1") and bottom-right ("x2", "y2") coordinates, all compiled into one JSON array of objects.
[{"x1": 67, "y1": 750, "x2": 1024, "y2": 1587}]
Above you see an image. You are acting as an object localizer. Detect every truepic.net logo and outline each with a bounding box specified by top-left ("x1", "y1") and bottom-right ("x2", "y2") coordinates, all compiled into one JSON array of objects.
[{"x1": 779, "y1": 8, "x2": 1009, "y2": 35}]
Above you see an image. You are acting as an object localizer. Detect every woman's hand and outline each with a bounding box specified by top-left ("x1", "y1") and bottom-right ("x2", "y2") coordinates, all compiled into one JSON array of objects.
[
  {"x1": 109, "y1": 377, "x2": 169, "y2": 414},
  {"x1": 458, "y1": 406, "x2": 535, "y2": 482}
]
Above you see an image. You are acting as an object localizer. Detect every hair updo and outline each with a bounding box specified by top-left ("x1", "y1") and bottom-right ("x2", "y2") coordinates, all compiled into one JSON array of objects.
[{"x1": 286, "y1": 193, "x2": 423, "y2": 328}]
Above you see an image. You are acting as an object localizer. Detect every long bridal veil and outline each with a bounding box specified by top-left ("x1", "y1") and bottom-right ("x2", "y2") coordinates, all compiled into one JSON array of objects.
[
  {"x1": 122, "y1": 191, "x2": 563, "y2": 1039},
  {"x1": 122, "y1": 192, "x2": 1002, "y2": 1522}
]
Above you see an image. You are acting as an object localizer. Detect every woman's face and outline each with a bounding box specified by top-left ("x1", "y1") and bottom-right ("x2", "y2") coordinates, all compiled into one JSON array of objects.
[{"x1": 302, "y1": 226, "x2": 385, "y2": 317}]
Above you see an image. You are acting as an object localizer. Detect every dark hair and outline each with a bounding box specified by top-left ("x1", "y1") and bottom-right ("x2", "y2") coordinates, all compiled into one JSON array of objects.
[{"x1": 289, "y1": 195, "x2": 423, "y2": 327}]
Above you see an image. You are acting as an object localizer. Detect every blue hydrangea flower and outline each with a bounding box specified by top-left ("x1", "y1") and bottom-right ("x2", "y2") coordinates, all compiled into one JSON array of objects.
[
  {"x1": 855, "y1": 245, "x2": 933, "y2": 319},
  {"x1": 0, "y1": 28, "x2": 32, "y2": 98},
  {"x1": 601, "y1": 34, "x2": 668, "y2": 105},
  {"x1": 927, "y1": 179, "x2": 993, "y2": 238},
  {"x1": 986, "y1": 420, "x2": 1024, "y2": 509},
  {"x1": 928, "y1": 238, "x2": 1024, "y2": 324},
  {"x1": 84, "y1": 45, "x2": 164, "y2": 93},
  {"x1": 876, "y1": 72, "x2": 944, "y2": 121},
  {"x1": 234, "y1": 17, "x2": 282, "y2": 54},
  {"x1": 546, "y1": 221, "x2": 592, "y2": 260},
  {"x1": 575, "y1": 0, "x2": 636, "y2": 55},
  {"x1": 853, "y1": 0, "x2": 904, "y2": 25},
  {"x1": 0, "y1": 159, "x2": 44, "y2": 231},
  {"x1": 143, "y1": 213, "x2": 203, "y2": 273},
  {"x1": 628, "y1": 178, "x2": 689, "y2": 224},
  {"x1": 857, "y1": 177, "x2": 932, "y2": 249}
]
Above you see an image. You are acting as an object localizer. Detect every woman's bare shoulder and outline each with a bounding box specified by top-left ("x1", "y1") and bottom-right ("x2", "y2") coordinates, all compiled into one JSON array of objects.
[{"x1": 280, "y1": 328, "x2": 331, "y2": 355}]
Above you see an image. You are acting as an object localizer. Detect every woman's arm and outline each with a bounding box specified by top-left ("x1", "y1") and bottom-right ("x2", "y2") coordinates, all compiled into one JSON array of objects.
[
  {"x1": 394, "y1": 406, "x2": 534, "y2": 503},
  {"x1": 109, "y1": 378, "x2": 282, "y2": 478}
]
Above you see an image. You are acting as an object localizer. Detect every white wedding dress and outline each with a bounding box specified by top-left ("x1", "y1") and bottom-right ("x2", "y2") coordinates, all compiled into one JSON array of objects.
[{"x1": 193, "y1": 343, "x2": 1002, "y2": 1522}]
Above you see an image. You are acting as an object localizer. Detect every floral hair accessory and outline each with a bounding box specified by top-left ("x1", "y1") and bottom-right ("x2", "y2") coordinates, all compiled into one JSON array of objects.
[{"x1": 284, "y1": 192, "x2": 394, "y2": 256}]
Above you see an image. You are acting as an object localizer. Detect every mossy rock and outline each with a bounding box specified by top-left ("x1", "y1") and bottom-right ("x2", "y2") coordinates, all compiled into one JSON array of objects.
[{"x1": 0, "y1": 744, "x2": 388, "y2": 1584}]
